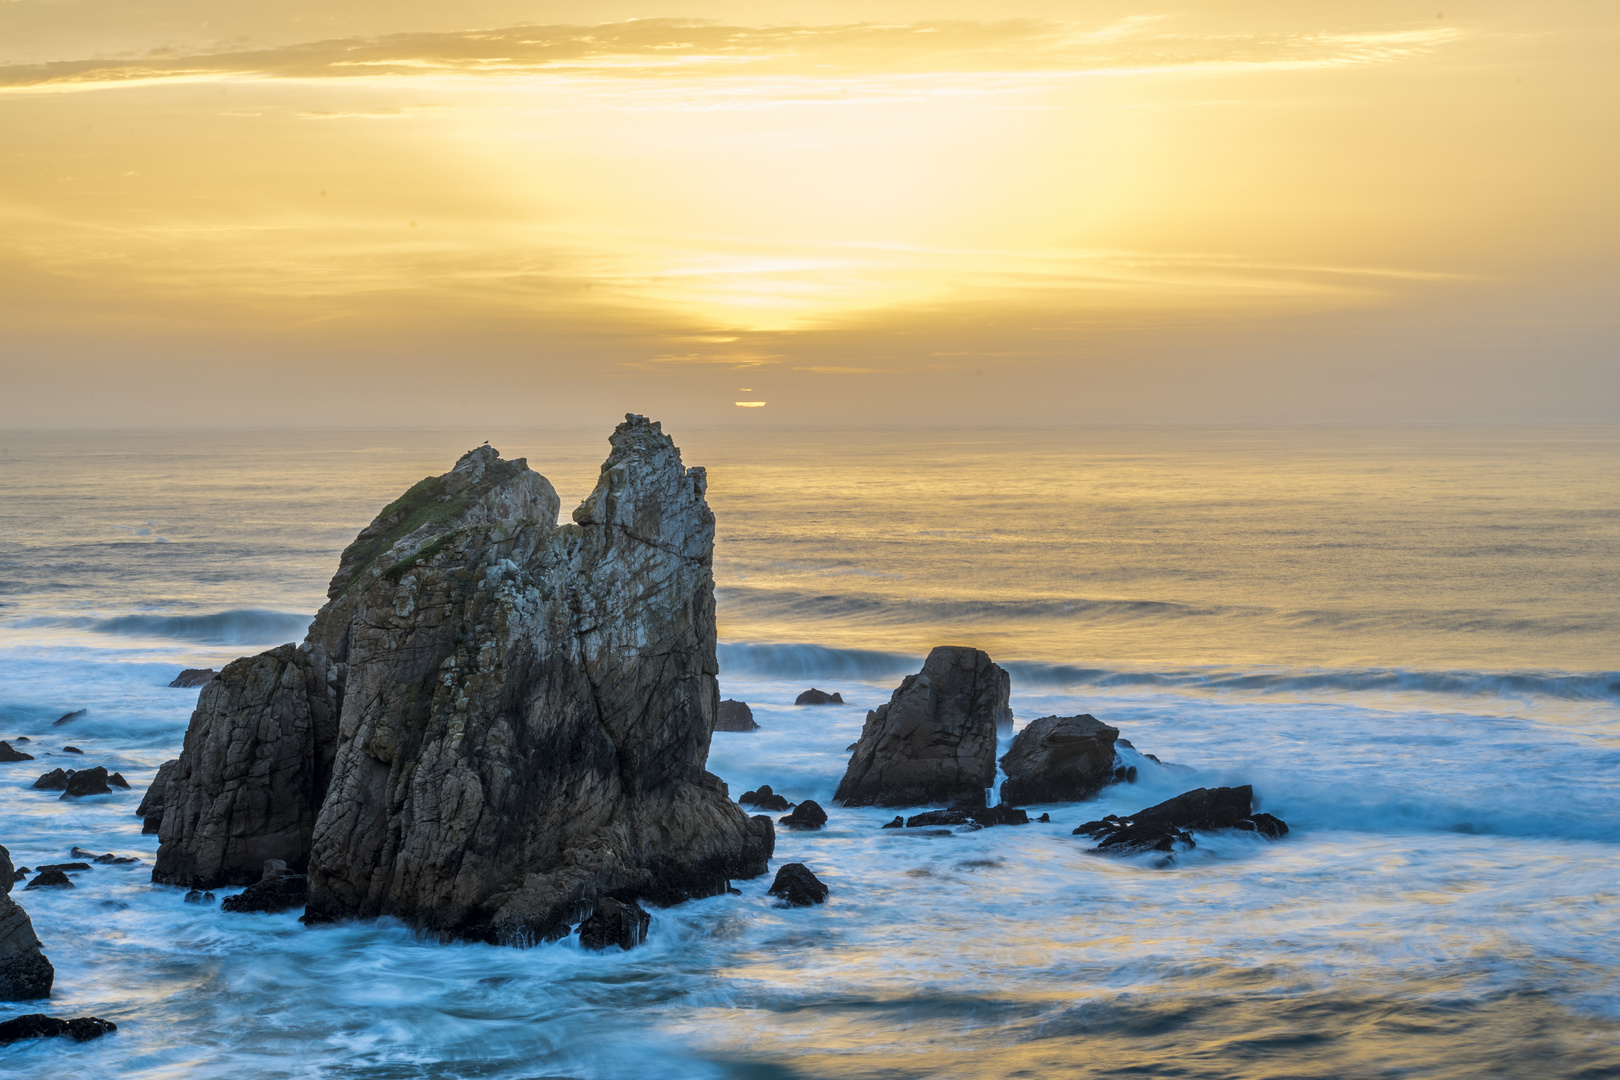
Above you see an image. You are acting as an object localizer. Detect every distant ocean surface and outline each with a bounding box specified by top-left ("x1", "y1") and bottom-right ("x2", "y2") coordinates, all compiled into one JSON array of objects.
[{"x1": 1, "y1": 425, "x2": 1618, "y2": 1077}]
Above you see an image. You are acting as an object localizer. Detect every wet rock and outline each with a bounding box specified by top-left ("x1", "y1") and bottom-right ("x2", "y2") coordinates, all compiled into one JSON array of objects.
[
  {"x1": 136, "y1": 759, "x2": 178, "y2": 836},
  {"x1": 834, "y1": 646, "x2": 1011, "y2": 808},
  {"x1": 767, "y1": 863, "x2": 828, "y2": 906},
  {"x1": 60, "y1": 767, "x2": 113, "y2": 798},
  {"x1": 220, "y1": 870, "x2": 308, "y2": 914},
  {"x1": 13, "y1": 737, "x2": 29, "y2": 743},
  {"x1": 999, "y1": 714, "x2": 1122, "y2": 805},
  {"x1": 972, "y1": 804, "x2": 1029, "y2": 828},
  {"x1": 794, "y1": 688, "x2": 844, "y2": 705},
  {"x1": 0, "y1": 741, "x2": 33, "y2": 762},
  {"x1": 183, "y1": 890, "x2": 216, "y2": 905},
  {"x1": 779, "y1": 800, "x2": 828, "y2": 829},
  {"x1": 1073, "y1": 785, "x2": 1288, "y2": 854},
  {"x1": 108, "y1": 772, "x2": 130, "y2": 789},
  {"x1": 35, "y1": 864, "x2": 91, "y2": 873},
  {"x1": 905, "y1": 809, "x2": 971, "y2": 828},
  {"x1": 1037, "y1": 813, "x2": 1051, "y2": 823},
  {"x1": 881, "y1": 816, "x2": 904, "y2": 829},
  {"x1": 0, "y1": 845, "x2": 55, "y2": 1001},
  {"x1": 576, "y1": 897, "x2": 651, "y2": 950},
  {"x1": 62, "y1": 746, "x2": 83, "y2": 755},
  {"x1": 169, "y1": 668, "x2": 218, "y2": 688},
  {"x1": 10, "y1": 868, "x2": 23, "y2": 883},
  {"x1": 24, "y1": 870, "x2": 74, "y2": 890},
  {"x1": 53, "y1": 710, "x2": 85, "y2": 726},
  {"x1": 32, "y1": 769, "x2": 70, "y2": 791},
  {"x1": 72, "y1": 849, "x2": 139, "y2": 866},
  {"x1": 161, "y1": 418, "x2": 773, "y2": 943},
  {"x1": 739, "y1": 784, "x2": 792, "y2": 812},
  {"x1": 0, "y1": 1014, "x2": 117, "y2": 1044},
  {"x1": 716, "y1": 699, "x2": 759, "y2": 732}
]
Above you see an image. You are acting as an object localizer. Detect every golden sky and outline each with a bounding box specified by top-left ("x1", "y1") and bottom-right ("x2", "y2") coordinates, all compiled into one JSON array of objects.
[{"x1": 1, "y1": 0, "x2": 1615, "y2": 426}]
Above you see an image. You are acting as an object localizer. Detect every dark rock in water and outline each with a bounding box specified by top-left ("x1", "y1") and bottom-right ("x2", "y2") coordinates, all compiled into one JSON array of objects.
[
  {"x1": 53, "y1": 710, "x2": 86, "y2": 726},
  {"x1": 32, "y1": 769, "x2": 70, "y2": 790},
  {"x1": 905, "y1": 809, "x2": 971, "y2": 828},
  {"x1": 577, "y1": 897, "x2": 651, "y2": 950},
  {"x1": 1112, "y1": 765, "x2": 1138, "y2": 784},
  {"x1": 136, "y1": 759, "x2": 178, "y2": 836},
  {"x1": 1037, "y1": 813, "x2": 1051, "y2": 823},
  {"x1": 0, "y1": 1014, "x2": 117, "y2": 1044},
  {"x1": 73, "y1": 849, "x2": 139, "y2": 866},
  {"x1": 158, "y1": 418, "x2": 773, "y2": 944},
  {"x1": 60, "y1": 767, "x2": 113, "y2": 798},
  {"x1": 716, "y1": 699, "x2": 759, "y2": 732},
  {"x1": 739, "y1": 784, "x2": 792, "y2": 812},
  {"x1": 13, "y1": 737, "x2": 29, "y2": 743},
  {"x1": 25, "y1": 870, "x2": 74, "y2": 890},
  {"x1": 35, "y1": 864, "x2": 91, "y2": 873},
  {"x1": 0, "y1": 741, "x2": 33, "y2": 762},
  {"x1": 183, "y1": 889, "x2": 216, "y2": 905},
  {"x1": 0, "y1": 845, "x2": 55, "y2": 1001},
  {"x1": 221, "y1": 863, "x2": 308, "y2": 914},
  {"x1": 169, "y1": 668, "x2": 218, "y2": 688},
  {"x1": 768, "y1": 863, "x2": 828, "y2": 906},
  {"x1": 779, "y1": 800, "x2": 828, "y2": 829},
  {"x1": 10, "y1": 868, "x2": 24, "y2": 883},
  {"x1": 972, "y1": 804, "x2": 1029, "y2": 828},
  {"x1": 62, "y1": 746, "x2": 83, "y2": 755},
  {"x1": 834, "y1": 646, "x2": 1010, "y2": 808},
  {"x1": 794, "y1": 688, "x2": 844, "y2": 705},
  {"x1": 1000, "y1": 714, "x2": 1122, "y2": 805},
  {"x1": 881, "y1": 816, "x2": 904, "y2": 829},
  {"x1": 108, "y1": 772, "x2": 130, "y2": 789},
  {"x1": 1073, "y1": 786, "x2": 1288, "y2": 854}
]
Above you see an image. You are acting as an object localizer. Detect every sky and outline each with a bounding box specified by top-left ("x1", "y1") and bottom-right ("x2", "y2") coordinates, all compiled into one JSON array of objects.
[{"x1": 1, "y1": 0, "x2": 1615, "y2": 427}]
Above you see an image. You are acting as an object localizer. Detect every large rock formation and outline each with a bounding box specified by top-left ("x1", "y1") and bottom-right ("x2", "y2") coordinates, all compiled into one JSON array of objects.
[
  {"x1": 999, "y1": 714, "x2": 1121, "y2": 805},
  {"x1": 0, "y1": 845, "x2": 54, "y2": 1001},
  {"x1": 154, "y1": 417, "x2": 772, "y2": 944},
  {"x1": 833, "y1": 646, "x2": 1010, "y2": 808}
]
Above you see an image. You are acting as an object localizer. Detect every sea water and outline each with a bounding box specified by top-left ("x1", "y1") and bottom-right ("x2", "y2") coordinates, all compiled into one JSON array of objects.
[{"x1": 0, "y1": 425, "x2": 1617, "y2": 1078}]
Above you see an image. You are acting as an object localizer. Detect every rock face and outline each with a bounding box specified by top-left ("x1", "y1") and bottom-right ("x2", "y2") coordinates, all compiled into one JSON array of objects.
[
  {"x1": 999, "y1": 714, "x2": 1121, "y2": 805},
  {"x1": 169, "y1": 668, "x2": 218, "y2": 688},
  {"x1": 0, "y1": 741, "x2": 33, "y2": 762},
  {"x1": 715, "y1": 699, "x2": 758, "y2": 731},
  {"x1": 0, "y1": 845, "x2": 54, "y2": 1001},
  {"x1": 768, "y1": 863, "x2": 828, "y2": 906},
  {"x1": 794, "y1": 689, "x2": 843, "y2": 705},
  {"x1": 833, "y1": 647, "x2": 1011, "y2": 808},
  {"x1": 136, "y1": 759, "x2": 179, "y2": 835},
  {"x1": 1073, "y1": 786, "x2": 1289, "y2": 854},
  {"x1": 154, "y1": 417, "x2": 773, "y2": 944}
]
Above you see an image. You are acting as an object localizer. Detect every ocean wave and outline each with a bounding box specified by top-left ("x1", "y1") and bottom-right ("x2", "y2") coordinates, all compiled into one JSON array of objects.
[
  {"x1": 11, "y1": 609, "x2": 313, "y2": 646},
  {"x1": 718, "y1": 641, "x2": 917, "y2": 681}
]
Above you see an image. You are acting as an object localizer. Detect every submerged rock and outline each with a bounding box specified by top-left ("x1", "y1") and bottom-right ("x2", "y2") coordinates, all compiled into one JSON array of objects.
[
  {"x1": 794, "y1": 688, "x2": 844, "y2": 705},
  {"x1": 1073, "y1": 785, "x2": 1289, "y2": 854},
  {"x1": 35, "y1": 863, "x2": 90, "y2": 873},
  {"x1": 999, "y1": 714, "x2": 1121, "y2": 805},
  {"x1": 156, "y1": 418, "x2": 772, "y2": 943},
  {"x1": 577, "y1": 897, "x2": 651, "y2": 950},
  {"x1": 715, "y1": 699, "x2": 759, "y2": 732},
  {"x1": 881, "y1": 816, "x2": 904, "y2": 829},
  {"x1": 0, "y1": 741, "x2": 35, "y2": 762},
  {"x1": 62, "y1": 746, "x2": 83, "y2": 755},
  {"x1": 779, "y1": 800, "x2": 828, "y2": 829},
  {"x1": 0, "y1": 845, "x2": 55, "y2": 1001},
  {"x1": 60, "y1": 767, "x2": 113, "y2": 798},
  {"x1": 53, "y1": 710, "x2": 85, "y2": 726},
  {"x1": 183, "y1": 889, "x2": 216, "y2": 905},
  {"x1": 168, "y1": 668, "x2": 218, "y2": 688},
  {"x1": 834, "y1": 646, "x2": 1011, "y2": 808},
  {"x1": 739, "y1": 785, "x2": 793, "y2": 812},
  {"x1": 0, "y1": 1014, "x2": 117, "y2": 1044},
  {"x1": 70, "y1": 849, "x2": 137, "y2": 866},
  {"x1": 136, "y1": 759, "x2": 178, "y2": 836},
  {"x1": 768, "y1": 863, "x2": 828, "y2": 906}
]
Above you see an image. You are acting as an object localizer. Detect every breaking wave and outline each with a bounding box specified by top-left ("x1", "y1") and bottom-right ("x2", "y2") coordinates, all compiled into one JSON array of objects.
[{"x1": 10, "y1": 609, "x2": 314, "y2": 646}]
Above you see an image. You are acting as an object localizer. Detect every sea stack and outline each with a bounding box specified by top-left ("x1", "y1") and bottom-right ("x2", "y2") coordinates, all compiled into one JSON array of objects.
[
  {"x1": 154, "y1": 416, "x2": 773, "y2": 944},
  {"x1": 0, "y1": 845, "x2": 54, "y2": 1000},
  {"x1": 833, "y1": 646, "x2": 1011, "y2": 808}
]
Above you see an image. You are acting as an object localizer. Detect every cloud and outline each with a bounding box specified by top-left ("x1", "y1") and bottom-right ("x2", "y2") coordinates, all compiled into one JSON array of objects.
[{"x1": 0, "y1": 18, "x2": 1459, "y2": 92}]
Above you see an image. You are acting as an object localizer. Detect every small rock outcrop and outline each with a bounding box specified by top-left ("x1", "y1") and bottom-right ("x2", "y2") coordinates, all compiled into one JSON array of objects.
[
  {"x1": 136, "y1": 760, "x2": 178, "y2": 835},
  {"x1": 902, "y1": 804, "x2": 1028, "y2": 829},
  {"x1": 221, "y1": 860, "x2": 308, "y2": 914},
  {"x1": 577, "y1": 897, "x2": 651, "y2": 950},
  {"x1": 60, "y1": 766, "x2": 113, "y2": 798},
  {"x1": 31, "y1": 769, "x2": 69, "y2": 791},
  {"x1": 1073, "y1": 785, "x2": 1289, "y2": 854},
  {"x1": 0, "y1": 741, "x2": 34, "y2": 762},
  {"x1": 999, "y1": 714, "x2": 1121, "y2": 805},
  {"x1": 834, "y1": 647, "x2": 1011, "y2": 808},
  {"x1": 53, "y1": 710, "x2": 85, "y2": 726},
  {"x1": 25, "y1": 870, "x2": 74, "y2": 889},
  {"x1": 768, "y1": 863, "x2": 828, "y2": 906},
  {"x1": 72, "y1": 849, "x2": 138, "y2": 865},
  {"x1": 0, "y1": 1014, "x2": 117, "y2": 1044},
  {"x1": 0, "y1": 845, "x2": 54, "y2": 1001},
  {"x1": 169, "y1": 668, "x2": 218, "y2": 688},
  {"x1": 778, "y1": 800, "x2": 827, "y2": 829},
  {"x1": 62, "y1": 746, "x2": 83, "y2": 755},
  {"x1": 155, "y1": 418, "x2": 773, "y2": 943},
  {"x1": 794, "y1": 688, "x2": 844, "y2": 705},
  {"x1": 715, "y1": 699, "x2": 759, "y2": 731},
  {"x1": 739, "y1": 785, "x2": 792, "y2": 812}
]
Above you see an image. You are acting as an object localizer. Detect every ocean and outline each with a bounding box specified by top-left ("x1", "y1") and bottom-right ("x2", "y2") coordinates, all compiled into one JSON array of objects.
[{"x1": 1, "y1": 424, "x2": 1617, "y2": 1077}]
